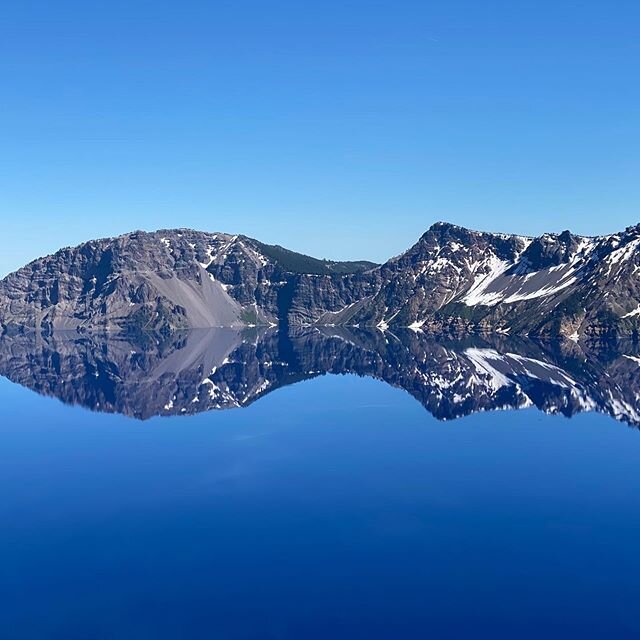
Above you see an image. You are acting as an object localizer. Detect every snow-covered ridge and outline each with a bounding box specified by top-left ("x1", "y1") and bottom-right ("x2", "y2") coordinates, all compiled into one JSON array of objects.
[{"x1": 460, "y1": 235, "x2": 598, "y2": 307}]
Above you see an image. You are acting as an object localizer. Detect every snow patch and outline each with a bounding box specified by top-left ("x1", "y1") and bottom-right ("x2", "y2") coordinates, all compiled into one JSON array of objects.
[
  {"x1": 462, "y1": 255, "x2": 511, "y2": 306},
  {"x1": 464, "y1": 348, "x2": 511, "y2": 391}
]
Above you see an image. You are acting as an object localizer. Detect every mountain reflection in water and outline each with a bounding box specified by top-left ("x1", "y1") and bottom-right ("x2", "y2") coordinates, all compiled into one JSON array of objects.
[{"x1": 1, "y1": 327, "x2": 640, "y2": 426}]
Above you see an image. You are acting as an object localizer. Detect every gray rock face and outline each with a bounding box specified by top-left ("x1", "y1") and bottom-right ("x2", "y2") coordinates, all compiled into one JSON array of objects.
[
  {"x1": 0, "y1": 229, "x2": 375, "y2": 334},
  {"x1": 0, "y1": 230, "x2": 249, "y2": 333},
  {"x1": 2, "y1": 222, "x2": 640, "y2": 337}
]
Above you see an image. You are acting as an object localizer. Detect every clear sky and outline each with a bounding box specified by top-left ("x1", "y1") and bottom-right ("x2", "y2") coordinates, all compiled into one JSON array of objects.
[{"x1": 1, "y1": 1, "x2": 639, "y2": 276}]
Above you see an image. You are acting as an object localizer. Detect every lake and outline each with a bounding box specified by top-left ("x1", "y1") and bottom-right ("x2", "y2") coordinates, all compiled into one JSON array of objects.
[{"x1": 1, "y1": 328, "x2": 640, "y2": 639}]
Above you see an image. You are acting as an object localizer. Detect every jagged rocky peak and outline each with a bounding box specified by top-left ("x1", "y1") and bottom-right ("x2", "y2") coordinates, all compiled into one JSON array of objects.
[
  {"x1": 518, "y1": 230, "x2": 587, "y2": 270},
  {"x1": 404, "y1": 222, "x2": 533, "y2": 284},
  {"x1": 417, "y1": 221, "x2": 526, "y2": 258},
  {"x1": 622, "y1": 224, "x2": 640, "y2": 245}
]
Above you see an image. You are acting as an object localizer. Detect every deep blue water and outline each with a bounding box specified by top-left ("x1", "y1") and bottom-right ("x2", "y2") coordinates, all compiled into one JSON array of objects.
[{"x1": 2, "y1": 366, "x2": 640, "y2": 639}]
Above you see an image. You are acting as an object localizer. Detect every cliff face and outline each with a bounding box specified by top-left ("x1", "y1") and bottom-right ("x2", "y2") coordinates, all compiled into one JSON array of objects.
[
  {"x1": 0, "y1": 230, "x2": 247, "y2": 333},
  {"x1": 2, "y1": 222, "x2": 640, "y2": 338},
  {"x1": 0, "y1": 229, "x2": 375, "y2": 334}
]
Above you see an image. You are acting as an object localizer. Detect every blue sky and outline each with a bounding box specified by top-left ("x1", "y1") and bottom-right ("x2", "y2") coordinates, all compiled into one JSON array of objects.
[{"x1": 1, "y1": 0, "x2": 639, "y2": 276}]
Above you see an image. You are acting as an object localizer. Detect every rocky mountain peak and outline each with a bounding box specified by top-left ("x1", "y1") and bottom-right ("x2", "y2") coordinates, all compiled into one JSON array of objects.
[{"x1": 519, "y1": 229, "x2": 585, "y2": 270}]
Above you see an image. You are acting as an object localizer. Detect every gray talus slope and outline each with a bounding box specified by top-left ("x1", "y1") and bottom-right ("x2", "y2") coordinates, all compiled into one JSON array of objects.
[
  {"x1": 0, "y1": 230, "x2": 250, "y2": 333},
  {"x1": 0, "y1": 228, "x2": 375, "y2": 334}
]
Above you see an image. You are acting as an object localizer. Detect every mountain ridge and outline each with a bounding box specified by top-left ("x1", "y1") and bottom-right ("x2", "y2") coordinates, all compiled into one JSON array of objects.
[{"x1": 2, "y1": 222, "x2": 640, "y2": 339}]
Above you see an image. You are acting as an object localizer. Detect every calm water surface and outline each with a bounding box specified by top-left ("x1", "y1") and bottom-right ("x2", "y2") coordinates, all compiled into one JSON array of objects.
[{"x1": 1, "y1": 330, "x2": 640, "y2": 639}]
